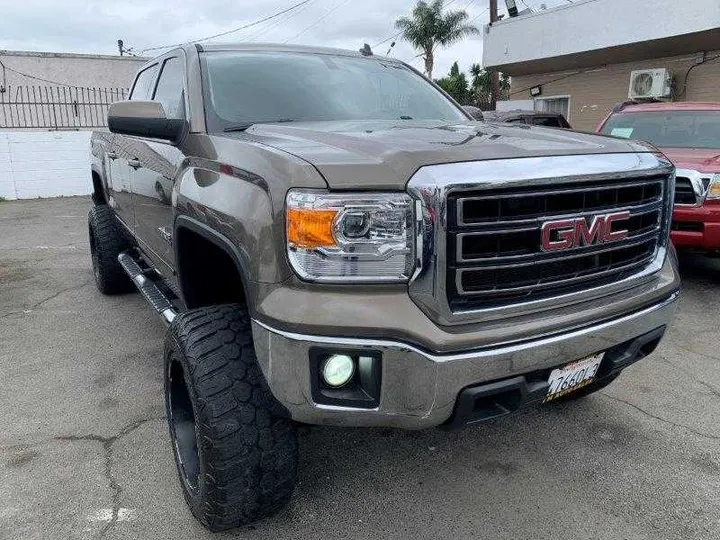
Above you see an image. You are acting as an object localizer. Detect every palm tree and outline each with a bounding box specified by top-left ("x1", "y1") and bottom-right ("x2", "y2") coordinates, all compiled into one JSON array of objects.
[
  {"x1": 469, "y1": 63, "x2": 511, "y2": 104},
  {"x1": 395, "y1": 0, "x2": 479, "y2": 79}
]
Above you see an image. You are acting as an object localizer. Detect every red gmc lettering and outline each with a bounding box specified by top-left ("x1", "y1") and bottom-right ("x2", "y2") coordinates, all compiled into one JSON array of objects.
[{"x1": 541, "y1": 211, "x2": 631, "y2": 251}]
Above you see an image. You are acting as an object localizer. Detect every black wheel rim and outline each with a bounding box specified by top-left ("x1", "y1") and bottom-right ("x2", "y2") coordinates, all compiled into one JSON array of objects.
[{"x1": 167, "y1": 358, "x2": 200, "y2": 494}]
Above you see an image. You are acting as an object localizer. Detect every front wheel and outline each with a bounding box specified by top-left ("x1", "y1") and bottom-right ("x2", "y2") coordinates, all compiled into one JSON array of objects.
[{"x1": 164, "y1": 304, "x2": 298, "y2": 531}]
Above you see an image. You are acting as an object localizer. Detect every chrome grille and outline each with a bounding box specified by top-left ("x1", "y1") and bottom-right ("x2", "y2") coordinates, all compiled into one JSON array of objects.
[{"x1": 446, "y1": 176, "x2": 666, "y2": 310}]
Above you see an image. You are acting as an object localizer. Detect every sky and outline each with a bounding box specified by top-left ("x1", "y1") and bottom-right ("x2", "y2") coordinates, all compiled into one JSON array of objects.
[{"x1": 0, "y1": 0, "x2": 571, "y2": 78}]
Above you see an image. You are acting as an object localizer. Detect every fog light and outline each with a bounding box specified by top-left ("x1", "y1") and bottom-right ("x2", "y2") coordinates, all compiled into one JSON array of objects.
[{"x1": 322, "y1": 354, "x2": 355, "y2": 388}]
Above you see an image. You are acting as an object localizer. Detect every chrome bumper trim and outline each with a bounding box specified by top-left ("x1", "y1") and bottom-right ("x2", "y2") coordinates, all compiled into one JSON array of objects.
[{"x1": 251, "y1": 291, "x2": 679, "y2": 429}]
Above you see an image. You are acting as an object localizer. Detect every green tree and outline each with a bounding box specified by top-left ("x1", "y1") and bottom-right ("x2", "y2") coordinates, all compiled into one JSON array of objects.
[
  {"x1": 469, "y1": 63, "x2": 511, "y2": 104},
  {"x1": 435, "y1": 61, "x2": 470, "y2": 104},
  {"x1": 395, "y1": 0, "x2": 479, "y2": 79}
]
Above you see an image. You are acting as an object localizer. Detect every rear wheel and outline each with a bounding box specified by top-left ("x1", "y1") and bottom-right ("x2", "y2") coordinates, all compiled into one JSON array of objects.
[
  {"x1": 164, "y1": 304, "x2": 298, "y2": 531},
  {"x1": 88, "y1": 205, "x2": 133, "y2": 294}
]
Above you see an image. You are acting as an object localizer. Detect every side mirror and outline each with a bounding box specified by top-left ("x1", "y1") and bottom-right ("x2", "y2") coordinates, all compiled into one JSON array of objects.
[
  {"x1": 107, "y1": 101, "x2": 186, "y2": 143},
  {"x1": 462, "y1": 105, "x2": 484, "y2": 121}
]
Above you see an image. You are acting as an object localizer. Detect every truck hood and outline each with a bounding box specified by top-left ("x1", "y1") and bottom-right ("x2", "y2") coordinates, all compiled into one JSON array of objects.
[
  {"x1": 230, "y1": 120, "x2": 654, "y2": 190},
  {"x1": 658, "y1": 148, "x2": 720, "y2": 173}
]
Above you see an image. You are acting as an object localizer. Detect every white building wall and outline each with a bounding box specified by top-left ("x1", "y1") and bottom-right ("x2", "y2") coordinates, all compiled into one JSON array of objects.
[
  {"x1": 483, "y1": 0, "x2": 720, "y2": 69},
  {"x1": 0, "y1": 131, "x2": 91, "y2": 200}
]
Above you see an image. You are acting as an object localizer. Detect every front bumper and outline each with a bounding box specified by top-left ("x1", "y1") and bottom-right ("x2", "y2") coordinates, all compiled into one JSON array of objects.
[
  {"x1": 672, "y1": 200, "x2": 720, "y2": 251},
  {"x1": 252, "y1": 290, "x2": 679, "y2": 429}
]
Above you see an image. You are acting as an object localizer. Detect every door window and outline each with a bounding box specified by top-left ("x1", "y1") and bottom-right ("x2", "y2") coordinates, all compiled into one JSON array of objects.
[
  {"x1": 532, "y1": 116, "x2": 563, "y2": 127},
  {"x1": 153, "y1": 57, "x2": 186, "y2": 119},
  {"x1": 130, "y1": 64, "x2": 160, "y2": 100}
]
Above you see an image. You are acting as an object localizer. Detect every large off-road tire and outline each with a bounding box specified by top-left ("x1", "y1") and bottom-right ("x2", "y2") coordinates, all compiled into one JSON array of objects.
[
  {"x1": 553, "y1": 373, "x2": 621, "y2": 403},
  {"x1": 88, "y1": 205, "x2": 133, "y2": 295},
  {"x1": 164, "y1": 304, "x2": 298, "y2": 532}
]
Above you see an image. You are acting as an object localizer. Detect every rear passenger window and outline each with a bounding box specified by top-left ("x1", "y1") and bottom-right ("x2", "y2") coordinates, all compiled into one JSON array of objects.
[
  {"x1": 532, "y1": 116, "x2": 562, "y2": 127},
  {"x1": 153, "y1": 57, "x2": 185, "y2": 119},
  {"x1": 130, "y1": 64, "x2": 160, "y2": 100}
]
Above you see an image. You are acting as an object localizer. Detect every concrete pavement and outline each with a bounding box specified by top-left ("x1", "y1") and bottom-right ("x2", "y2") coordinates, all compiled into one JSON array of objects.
[{"x1": 1, "y1": 196, "x2": 719, "y2": 540}]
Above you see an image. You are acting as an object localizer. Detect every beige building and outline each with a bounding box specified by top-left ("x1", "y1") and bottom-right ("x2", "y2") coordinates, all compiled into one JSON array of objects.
[{"x1": 483, "y1": 0, "x2": 720, "y2": 132}]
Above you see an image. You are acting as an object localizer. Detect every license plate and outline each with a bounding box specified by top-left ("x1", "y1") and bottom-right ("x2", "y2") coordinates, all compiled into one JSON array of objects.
[{"x1": 544, "y1": 353, "x2": 605, "y2": 402}]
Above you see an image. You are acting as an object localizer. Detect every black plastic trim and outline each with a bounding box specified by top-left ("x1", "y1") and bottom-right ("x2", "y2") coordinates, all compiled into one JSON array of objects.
[
  {"x1": 309, "y1": 347, "x2": 382, "y2": 409},
  {"x1": 173, "y1": 215, "x2": 251, "y2": 312},
  {"x1": 445, "y1": 325, "x2": 667, "y2": 429}
]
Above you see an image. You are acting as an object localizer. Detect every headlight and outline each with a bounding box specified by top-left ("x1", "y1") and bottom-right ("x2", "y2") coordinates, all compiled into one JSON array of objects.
[
  {"x1": 707, "y1": 174, "x2": 720, "y2": 199},
  {"x1": 286, "y1": 190, "x2": 414, "y2": 282}
]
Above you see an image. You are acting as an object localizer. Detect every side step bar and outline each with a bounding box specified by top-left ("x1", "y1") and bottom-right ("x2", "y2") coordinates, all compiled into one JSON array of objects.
[{"x1": 118, "y1": 251, "x2": 177, "y2": 325}]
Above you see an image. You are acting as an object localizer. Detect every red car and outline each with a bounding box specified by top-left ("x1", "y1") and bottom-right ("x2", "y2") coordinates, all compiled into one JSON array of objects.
[{"x1": 598, "y1": 102, "x2": 720, "y2": 254}]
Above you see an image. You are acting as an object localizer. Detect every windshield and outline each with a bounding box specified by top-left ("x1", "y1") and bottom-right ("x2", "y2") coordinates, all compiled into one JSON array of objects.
[
  {"x1": 600, "y1": 111, "x2": 720, "y2": 149},
  {"x1": 201, "y1": 51, "x2": 467, "y2": 130}
]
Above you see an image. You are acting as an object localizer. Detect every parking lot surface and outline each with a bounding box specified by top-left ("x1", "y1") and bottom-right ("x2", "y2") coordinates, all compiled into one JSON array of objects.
[{"x1": 1, "y1": 196, "x2": 719, "y2": 540}]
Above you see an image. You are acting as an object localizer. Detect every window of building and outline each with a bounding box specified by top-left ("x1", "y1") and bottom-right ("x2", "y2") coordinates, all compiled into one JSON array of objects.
[
  {"x1": 153, "y1": 57, "x2": 186, "y2": 119},
  {"x1": 130, "y1": 64, "x2": 159, "y2": 100},
  {"x1": 535, "y1": 96, "x2": 570, "y2": 121}
]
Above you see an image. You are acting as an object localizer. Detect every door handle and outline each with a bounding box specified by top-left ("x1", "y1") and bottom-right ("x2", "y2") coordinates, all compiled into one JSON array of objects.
[
  {"x1": 128, "y1": 159, "x2": 142, "y2": 170},
  {"x1": 107, "y1": 151, "x2": 118, "y2": 160}
]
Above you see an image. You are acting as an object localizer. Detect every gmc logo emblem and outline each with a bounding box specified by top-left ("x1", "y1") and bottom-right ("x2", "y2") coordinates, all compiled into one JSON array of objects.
[{"x1": 541, "y1": 211, "x2": 631, "y2": 251}]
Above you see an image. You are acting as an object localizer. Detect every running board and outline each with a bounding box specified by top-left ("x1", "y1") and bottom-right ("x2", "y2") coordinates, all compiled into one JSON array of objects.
[{"x1": 118, "y1": 251, "x2": 177, "y2": 324}]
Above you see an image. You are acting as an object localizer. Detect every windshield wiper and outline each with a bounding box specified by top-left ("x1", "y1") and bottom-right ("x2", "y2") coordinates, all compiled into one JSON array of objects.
[{"x1": 223, "y1": 118, "x2": 295, "y2": 132}]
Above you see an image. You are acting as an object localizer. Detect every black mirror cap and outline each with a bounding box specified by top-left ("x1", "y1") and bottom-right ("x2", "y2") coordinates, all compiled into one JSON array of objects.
[
  {"x1": 107, "y1": 100, "x2": 187, "y2": 144},
  {"x1": 108, "y1": 116, "x2": 187, "y2": 144}
]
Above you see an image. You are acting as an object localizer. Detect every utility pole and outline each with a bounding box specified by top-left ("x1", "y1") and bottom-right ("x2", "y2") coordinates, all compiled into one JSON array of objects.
[{"x1": 489, "y1": 0, "x2": 500, "y2": 110}]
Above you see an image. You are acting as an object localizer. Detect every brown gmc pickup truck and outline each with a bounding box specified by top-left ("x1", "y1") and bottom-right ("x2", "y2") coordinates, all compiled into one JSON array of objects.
[{"x1": 89, "y1": 43, "x2": 680, "y2": 531}]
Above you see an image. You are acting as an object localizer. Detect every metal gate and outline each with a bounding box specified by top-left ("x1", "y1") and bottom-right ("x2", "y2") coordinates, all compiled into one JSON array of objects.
[{"x1": 0, "y1": 85, "x2": 128, "y2": 129}]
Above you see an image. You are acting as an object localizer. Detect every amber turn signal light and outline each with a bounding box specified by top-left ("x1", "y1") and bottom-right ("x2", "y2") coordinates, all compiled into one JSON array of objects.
[{"x1": 287, "y1": 208, "x2": 338, "y2": 248}]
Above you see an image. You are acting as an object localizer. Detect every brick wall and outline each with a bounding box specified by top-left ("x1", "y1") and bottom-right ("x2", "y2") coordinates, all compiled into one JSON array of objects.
[
  {"x1": 0, "y1": 131, "x2": 91, "y2": 200},
  {"x1": 509, "y1": 50, "x2": 720, "y2": 132}
]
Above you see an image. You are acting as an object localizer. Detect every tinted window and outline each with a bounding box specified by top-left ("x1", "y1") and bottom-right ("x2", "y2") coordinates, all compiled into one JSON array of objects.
[
  {"x1": 201, "y1": 52, "x2": 466, "y2": 129},
  {"x1": 600, "y1": 111, "x2": 720, "y2": 149},
  {"x1": 130, "y1": 64, "x2": 159, "y2": 100},
  {"x1": 532, "y1": 116, "x2": 563, "y2": 127},
  {"x1": 505, "y1": 118, "x2": 525, "y2": 124},
  {"x1": 153, "y1": 57, "x2": 185, "y2": 119}
]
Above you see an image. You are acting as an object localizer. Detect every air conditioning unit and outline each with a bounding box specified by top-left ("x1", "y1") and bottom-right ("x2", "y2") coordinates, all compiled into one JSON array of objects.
[{"x1": 628, "y1": 68, "x2": 672, "y2": 99}]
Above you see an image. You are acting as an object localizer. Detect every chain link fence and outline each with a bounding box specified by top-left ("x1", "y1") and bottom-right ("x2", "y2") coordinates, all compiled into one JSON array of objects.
[{"x1": 0, "y1": 85, "x2": 128, "y2": 129}]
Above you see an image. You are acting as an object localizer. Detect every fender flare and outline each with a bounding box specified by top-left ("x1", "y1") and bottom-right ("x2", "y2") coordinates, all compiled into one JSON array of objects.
[{"x1": 173, "y1": 215, "x2": 253, "y2": 311}]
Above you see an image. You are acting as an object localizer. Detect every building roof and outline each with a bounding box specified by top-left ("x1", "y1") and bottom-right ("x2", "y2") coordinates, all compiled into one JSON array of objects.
[{"x1": 0, "y1": 49, "x2": 148, "y2": 61}]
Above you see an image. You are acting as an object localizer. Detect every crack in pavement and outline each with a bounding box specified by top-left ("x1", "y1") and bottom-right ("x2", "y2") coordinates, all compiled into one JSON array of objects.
[
  {"x1": 54, "y1": 415, "x2": 166, "y2": 539},
  {"x1": 658, "y1": 354, "x2": 720, "y2": 399},
  {"x1": 599, "y1": 393, "x2": 720, "y2": 441},
  {"x1": 0, "y1": 278, "x2": 93, "y2": 319}
]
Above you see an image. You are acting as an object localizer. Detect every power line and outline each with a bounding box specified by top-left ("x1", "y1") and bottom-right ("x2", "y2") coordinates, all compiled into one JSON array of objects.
[
  {"x1": 247, "y1": 0, "x2": 318, "y2": 42},
  {"x1": 0, "y1": 63, "x2": 127, "y2": 94},
  {"x1": 283, "y1": 0, "x2": 352, "y2": 43},
  {"x1": 509, "y1": 70, "x2": 584, "y2": 96},
  {"x1": 141, "y1": 0, "x2": 312, "y2": 53},
  {"x1": 373, "y1": 0, "x2": 464, "y2": 49}
]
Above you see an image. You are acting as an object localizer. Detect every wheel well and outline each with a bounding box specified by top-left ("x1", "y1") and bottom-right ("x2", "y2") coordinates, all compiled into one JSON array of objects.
[
  {"x1": 91, "y1": 170, "x2": 106, "y2": 205},
  {"x1": 176, "y1": 227, "x2": 247, "y2": 309}
]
